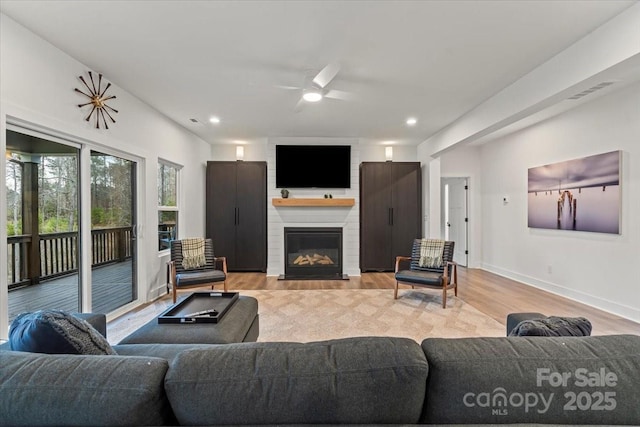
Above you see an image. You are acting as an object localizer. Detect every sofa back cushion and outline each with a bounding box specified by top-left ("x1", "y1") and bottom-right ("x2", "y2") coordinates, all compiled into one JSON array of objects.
[
  {"x1": 420, "y1": 335, "x2": 640, "y2": 425},
  {"x1": 165, "y1": 336, "x2": 428, "y2": 425},
  {"x1": 0, "y1": 350, "x2": 175, "y2": 426}
]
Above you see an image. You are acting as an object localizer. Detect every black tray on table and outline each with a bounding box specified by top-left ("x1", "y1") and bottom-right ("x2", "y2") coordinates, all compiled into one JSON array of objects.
[{"x1": 158, "y1": 292, "x2": 239, "y2": 324}]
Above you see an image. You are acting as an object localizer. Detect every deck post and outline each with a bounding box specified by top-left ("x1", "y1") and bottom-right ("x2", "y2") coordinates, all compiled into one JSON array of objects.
[{"x1": 23, "y1": 160, "x2": 41, "y2": 285}]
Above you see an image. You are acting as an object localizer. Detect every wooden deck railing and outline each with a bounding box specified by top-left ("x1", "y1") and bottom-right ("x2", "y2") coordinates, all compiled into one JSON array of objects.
[{"x1": 7, "y1": 227, "x2": 132, "y2": 290}]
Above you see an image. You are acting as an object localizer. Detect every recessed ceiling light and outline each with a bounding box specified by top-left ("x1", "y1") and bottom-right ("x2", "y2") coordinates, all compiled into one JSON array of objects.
[
  {"x1": 303, "y1": 90, "x2": 323, "y2": 102},
  {"x1": 406, "y1": 117, "x2": 417, "y2": 126},
  {"x1": 209, "y1": 116, "x2": 221, "y2": 124}
]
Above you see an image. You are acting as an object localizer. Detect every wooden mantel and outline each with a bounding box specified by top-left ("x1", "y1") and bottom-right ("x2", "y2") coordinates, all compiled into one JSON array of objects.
[{"x1": 272, "y1": 198, "x2": 355, "y2": 207}]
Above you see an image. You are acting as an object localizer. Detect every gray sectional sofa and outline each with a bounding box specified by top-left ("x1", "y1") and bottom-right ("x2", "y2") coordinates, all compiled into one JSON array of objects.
[{"x1": 1, "y1": 315, "x2": 639, "y2": 426}]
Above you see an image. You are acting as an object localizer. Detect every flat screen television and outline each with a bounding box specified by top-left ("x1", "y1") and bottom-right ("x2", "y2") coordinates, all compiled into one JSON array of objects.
[{"x1": 276, "y1": 145, "x2": 351, "y2": 188}]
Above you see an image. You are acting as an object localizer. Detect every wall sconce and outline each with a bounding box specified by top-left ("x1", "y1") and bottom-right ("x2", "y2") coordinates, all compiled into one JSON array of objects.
[
  {"x1": 385, "y1": 146, "x2": 393, "y2": 162},
  {"x1": 236, "y1": 146, "x2": 245, "y2": 161}
]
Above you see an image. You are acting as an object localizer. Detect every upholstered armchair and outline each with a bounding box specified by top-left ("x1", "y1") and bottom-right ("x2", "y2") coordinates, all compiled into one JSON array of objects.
[
  {"x1": 168, "y1": 238, "x2": 227, "y2": 303},
  {"x1": 394, "y1": 239, "x2": 457, "y2": 308}
]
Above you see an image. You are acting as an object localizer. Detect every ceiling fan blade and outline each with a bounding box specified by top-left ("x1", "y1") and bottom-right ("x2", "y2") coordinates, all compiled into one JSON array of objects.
[
  {"x1": 324, "y1": 89, "x2": 353, "y2": 101},
  {"x1": 293, "y1": 97, "x2": 306, "y2": 113},
  {"x1": 312, "y1": 62, "x2": 340, "y2": 89},
  {"x1": 275, "y1": 84, "x2": 301, "y2": 90}
]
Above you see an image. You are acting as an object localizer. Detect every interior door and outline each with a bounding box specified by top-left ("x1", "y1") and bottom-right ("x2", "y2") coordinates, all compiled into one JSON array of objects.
[{"x1": 441, "y1": 177, "x2": 468, "y2": 267}]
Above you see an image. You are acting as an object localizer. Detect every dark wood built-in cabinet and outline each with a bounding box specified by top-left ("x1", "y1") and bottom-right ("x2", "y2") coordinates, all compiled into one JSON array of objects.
[
  {"x1": 359, "y1": 162, "x2": 422, "y2": 271},
  {"x1": 206, "y1": 161, "x2": 267, "y2": 271}
]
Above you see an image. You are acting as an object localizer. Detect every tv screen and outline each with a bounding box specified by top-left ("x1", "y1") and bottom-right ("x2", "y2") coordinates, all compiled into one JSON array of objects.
[{"x1": 276, "y1": 145, "x2": 351, "y2": 189}]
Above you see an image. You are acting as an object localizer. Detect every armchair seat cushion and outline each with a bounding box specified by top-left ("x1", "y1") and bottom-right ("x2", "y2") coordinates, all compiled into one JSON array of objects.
[
  {"x1": 175, "y1": 269, "x2": 225, "y2": 288},
  {"x1": 395, "y1": 269, "x2": 444, "y2": 287}
]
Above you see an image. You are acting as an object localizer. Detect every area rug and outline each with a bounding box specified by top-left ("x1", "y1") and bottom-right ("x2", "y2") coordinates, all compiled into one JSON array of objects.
[
  {"x1": 246, "y1": 289, "x2": 504, "y2": 343},
  {"x1": 107, "y1": 289, "x2": 504, "y2": 344}
]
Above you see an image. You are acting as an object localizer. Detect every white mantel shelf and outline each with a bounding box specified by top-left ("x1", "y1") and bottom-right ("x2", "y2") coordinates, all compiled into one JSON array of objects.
[{"x1": 272, "y1": 198, "x2": 355, "y2": 207}]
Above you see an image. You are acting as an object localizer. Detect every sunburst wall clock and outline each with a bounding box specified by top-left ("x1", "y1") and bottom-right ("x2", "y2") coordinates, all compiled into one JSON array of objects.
[{"x1": 75, "y1": 71, "x2": 118, "y2": 129}]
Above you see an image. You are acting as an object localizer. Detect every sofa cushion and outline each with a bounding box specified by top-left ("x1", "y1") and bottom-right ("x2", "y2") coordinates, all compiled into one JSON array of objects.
[
  {"x1": 420, "y1": 335, "x2": 640, "y2": 425},
  {"x1": 509, "y1": 316, "x2": 592, "y2": 337},
  {"x1": 113, "y1": 342, "x2": 224, "y2": 363},
  {"x1": 0, "y1": 350, "x2": 175, "y2": 426},
  {"x1": 9, "y1": 309, "x2": 116, "y2": 355},
  {"x1": 165, "y1": 336, "x2": 429, "y2": 425}
]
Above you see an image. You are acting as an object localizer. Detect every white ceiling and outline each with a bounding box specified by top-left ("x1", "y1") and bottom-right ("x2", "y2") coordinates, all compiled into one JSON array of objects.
[{"x1": 0, "y1": 0, "x2": 637, "y2": 147}]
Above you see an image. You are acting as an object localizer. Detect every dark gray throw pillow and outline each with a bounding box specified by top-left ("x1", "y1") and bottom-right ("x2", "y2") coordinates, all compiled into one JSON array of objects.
[
  {"x1": 9, "y1": 309, "x2": 116, "y2": 355},
  {"x1": 508, "y1": 315, "x2": 592, "y2": 337}
]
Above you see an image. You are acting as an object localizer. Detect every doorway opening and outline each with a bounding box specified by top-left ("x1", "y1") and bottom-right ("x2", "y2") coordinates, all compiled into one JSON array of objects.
[{"x1": 441, "y1": 177, "x2": 469, "y2": 267}]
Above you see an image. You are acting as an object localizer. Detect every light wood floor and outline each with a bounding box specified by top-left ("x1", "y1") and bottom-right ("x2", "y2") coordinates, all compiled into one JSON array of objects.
[{"x1": 222, "y1": 267, "x2": 639, "y2": 336}]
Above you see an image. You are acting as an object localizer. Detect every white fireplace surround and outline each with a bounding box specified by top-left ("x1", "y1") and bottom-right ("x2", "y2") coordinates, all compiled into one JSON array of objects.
[{"x1": 266, "y1": 138, "x2": 360, "y2": 277}]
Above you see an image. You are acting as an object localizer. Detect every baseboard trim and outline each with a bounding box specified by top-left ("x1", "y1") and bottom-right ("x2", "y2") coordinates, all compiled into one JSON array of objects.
[{"x1": 481, "y1": 263, "x2": 640, "y2": 323}]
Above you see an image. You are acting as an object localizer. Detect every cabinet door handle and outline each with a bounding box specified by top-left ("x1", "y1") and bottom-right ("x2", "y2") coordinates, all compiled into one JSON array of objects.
[
  {"x1": 390, "y1": 207, "x2": 394, "y2": 226},
  {"x1": 236, "y1": 207, "x2": 240, "y2": 225}
]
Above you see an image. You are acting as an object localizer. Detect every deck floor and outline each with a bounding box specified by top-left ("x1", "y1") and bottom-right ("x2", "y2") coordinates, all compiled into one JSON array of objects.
[{"x1": 8, "y1": 261, "x2": 134, "y2": 322}]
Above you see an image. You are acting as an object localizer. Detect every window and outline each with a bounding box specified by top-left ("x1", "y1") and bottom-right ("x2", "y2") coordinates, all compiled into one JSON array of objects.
[{"x1": 158, "y1": 160, "x2": 180, "y2": 251}]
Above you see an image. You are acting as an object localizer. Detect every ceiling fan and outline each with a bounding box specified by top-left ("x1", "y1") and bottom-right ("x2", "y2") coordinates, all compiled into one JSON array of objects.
[{"x1": 278, "y1": 62, "x2": 352, "y2": 112}]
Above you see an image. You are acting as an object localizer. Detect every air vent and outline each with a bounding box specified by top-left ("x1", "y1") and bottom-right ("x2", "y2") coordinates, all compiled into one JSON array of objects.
[
  {"x1": 567, "y1": 81, "x2": 615, "y2": 100},
  {"x1": 189, "y1": 118, "x2": 199, "y2": 123}
]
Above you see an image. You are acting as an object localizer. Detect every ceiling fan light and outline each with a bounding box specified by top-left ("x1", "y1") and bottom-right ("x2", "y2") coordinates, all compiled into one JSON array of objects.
[{"x1": 303, "y1": 90, "x2": 323, "y2": 102}]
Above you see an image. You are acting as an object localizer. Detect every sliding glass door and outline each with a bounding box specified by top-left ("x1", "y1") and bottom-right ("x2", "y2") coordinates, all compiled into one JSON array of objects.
[
  {"x1": 4, "y1": 128, "x2": 139, "y2": 325},
  {"x1": 90, "y1": 151, "x2": 137, "y2": 313},
  {"x1": 5, "y1": 130, "x2": 80, "y2": 321}
]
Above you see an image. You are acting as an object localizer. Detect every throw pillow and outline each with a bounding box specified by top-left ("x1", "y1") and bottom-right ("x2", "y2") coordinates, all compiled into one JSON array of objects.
[
  {"x1": 508, "y1": 316, "x2": 592, "y2": 337},
  {"x1": 9, "y1": 309, "x2": 116, "y2": 355}
]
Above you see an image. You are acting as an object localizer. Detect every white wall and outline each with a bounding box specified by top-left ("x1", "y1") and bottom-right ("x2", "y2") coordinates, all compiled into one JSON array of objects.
[
  {"x1": 0, "y1": 14, "x2": 212, "y2": 332},
  {"x1": 476, "y1": 84, "x2": 640, "y2": 322},
  {"x1": 266, "y1": 137, "x2": 361, "y2": 277},
  {"x1": 440, "y1": 145, "x2": 483, "y2": 268}
]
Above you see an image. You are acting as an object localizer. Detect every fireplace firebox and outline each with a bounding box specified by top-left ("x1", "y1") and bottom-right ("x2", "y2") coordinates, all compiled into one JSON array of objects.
[{"x1": 280, "y1": 227, "x2": 347, "y2": 280}]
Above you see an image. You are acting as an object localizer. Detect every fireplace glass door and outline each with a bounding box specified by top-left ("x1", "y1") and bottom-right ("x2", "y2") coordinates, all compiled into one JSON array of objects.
[{"x1": 284, "y1": 227, "x2": 343, "y2": 279}]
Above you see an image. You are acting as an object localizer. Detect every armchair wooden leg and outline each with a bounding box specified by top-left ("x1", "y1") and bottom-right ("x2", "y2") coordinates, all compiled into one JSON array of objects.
[
  {"x1": 394, "y1": 282, "x2": 399, "y2": 299},
  {"x1": 442, "y1": 286, "x2": 447, "y2": 309},
  {"x1": 172, "y1": 285, "x2": 177, "y2": 303}
]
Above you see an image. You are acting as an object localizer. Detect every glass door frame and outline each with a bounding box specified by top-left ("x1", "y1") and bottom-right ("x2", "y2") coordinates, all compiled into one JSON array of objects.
[
  {"x1": 85, "y1": 149, "x2": 139, "y2": 315},
  {"x1": 81, "y1": 145, "x2": 143, "y2": 317}
]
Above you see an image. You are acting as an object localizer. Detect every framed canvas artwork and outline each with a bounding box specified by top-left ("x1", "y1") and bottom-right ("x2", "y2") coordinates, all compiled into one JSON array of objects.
[{"x1": 528, "y1": 150, "x2": 621, "y2": 234}]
